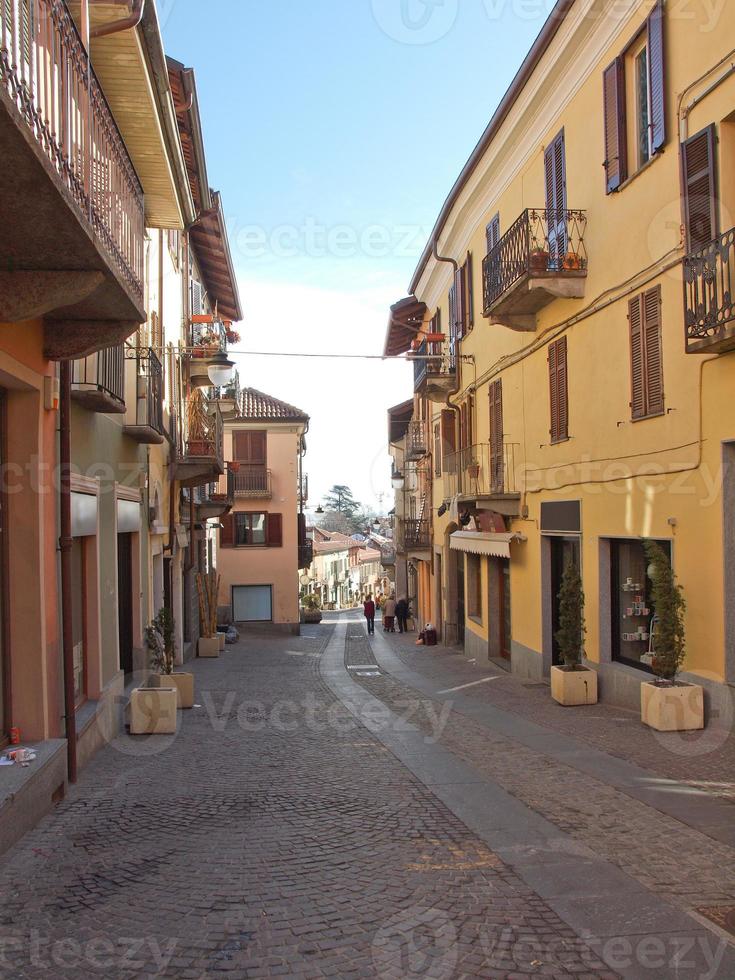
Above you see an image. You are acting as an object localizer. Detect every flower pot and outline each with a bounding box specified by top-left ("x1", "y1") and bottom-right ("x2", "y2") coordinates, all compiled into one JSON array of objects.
[
  {"x1": 218, "y1": 632, "x2": 226, "y2": 651},
  {"x1": 229, "y1": 461, "x2": 241, "y2": 473},
  {"x1": 530, "y1": 251, "x2": 549, "y2": 273},
  {"x1": 562, "y1": 251, "x2": 583, "y2": 271},
  {"x1": 130, "y1": 687, "x2": 178, "y2": 734},
  {"x1": 198, "y1": 636, "x2": 220, "y2": 658},
  {"x1": 550, "y1": 665, "x2": 598, "y2": 706},
  {"x1": 641, "y1": 681, "x2": 704, "y2": 731},
  {"x1": 186, "y1": 440, "x2": 212, "y2": 458},
  {"x1": 150, "y1": 672, "x2": 194, "y2": 709}
]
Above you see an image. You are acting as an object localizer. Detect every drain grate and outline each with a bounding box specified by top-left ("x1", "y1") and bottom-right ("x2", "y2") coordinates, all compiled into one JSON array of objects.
[{"x1": 695, "y1": 906, "x2": 735, "y2": 937}]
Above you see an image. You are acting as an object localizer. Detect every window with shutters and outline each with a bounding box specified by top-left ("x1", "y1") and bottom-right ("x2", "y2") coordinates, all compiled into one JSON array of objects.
[
  {"x1": 221, "y1": 512, "x2": 283, "y2": 548},
  {"x1": 448, "y1": 254, "x2": 474, "y2": 340},
  {"x1": 545, "y1": 132, "x2": 567, "y2": 265},
  {"x1": 488, "y1": 380, "x2": 504, "y2": 493},
  {"x1": 682, "y1": 125, "x2": 718, "y2": 253},
  {"x1": 434, "y1": 423, "x2": 442, "y2": 478},
  {"x1": 233, "y1": 430, "x2": 267, "y2": 465},
  {"x1": 629, "y1": 286, "x2": 664, "y2": 420},
  {"x1": 548, "y1": 336, "x2": 569, "y2": 444},
  {"x1": 603, "y1": 0, "x2": 665, "y2": 192},
  {"x1": 486, "y1": 214, "x2": 500, "y2": 255},
  {"x1": 440, "y1": 409, "x2": 456, "y2": 474}
]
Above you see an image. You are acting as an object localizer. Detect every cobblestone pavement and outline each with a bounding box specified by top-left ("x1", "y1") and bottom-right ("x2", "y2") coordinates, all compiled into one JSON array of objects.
[
  {"x1": 347, "y1": 624, "x2": 735, "y2": 916},
  {"x1": 0, "y1": 625, "x2": 619, "y2": 979},
  {"x1": 377, "y1": 628, "x2": 735, "y2": 802}
]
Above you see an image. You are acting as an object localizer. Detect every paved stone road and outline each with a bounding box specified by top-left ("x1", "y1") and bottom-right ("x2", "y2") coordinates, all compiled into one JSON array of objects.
[{"x1": 0, "y1": 625, "x2": 620, "y2": 979}]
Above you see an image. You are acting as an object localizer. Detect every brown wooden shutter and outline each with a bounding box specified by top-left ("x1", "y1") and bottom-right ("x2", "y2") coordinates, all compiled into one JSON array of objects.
[
  {"x1": 465, "y1": 252, "x2": 474, "y2": 331},
  {"x1": 629, "y1": 295, "x2": 645, "y2": 419},
  {"x1": 434, "y1": 423, "x2": 441, "y2": 477},
  {"x1": 643, "y1": 287, "x2": 664, "y2": 417},
  {"x1": 545, "y1": 131, "x2": 567, "y2": 262},
  {"x1": 683, "y1": 125, "x2": 718, "y2": 252},
  {"x1": 467, "y1": 393, "x2": 474, "y2": 449},
  {"x1": 549, "y1": 337, "x2": 568, "y2": 443},
  {"x1": 486, "y1": 214, "x2": 500, "y2": 254},
  {"x1": 440, "y1": 409, "x2": 456, "y2": 473},
  {"x1": 489, "y1": 380, "x2": 504, "y2": 492},
  {"x1": 266, "y1": 513, "x2": 283, "y2": 548},
  {"x1": 233, "y1": 431, "x2": 267, "y2": 463},
  {"x1": 603, "y1": 58, "x2": 627, "y2": 193},
  {"x1": 454, "y1": 266, "x2": 464, "y2": 339},
  {"x1": 648, "y1": 0, "x2": 665, "y2": 154},
  {"x1": 220, "y1": 513, "x2": 235, "y2": 548}
]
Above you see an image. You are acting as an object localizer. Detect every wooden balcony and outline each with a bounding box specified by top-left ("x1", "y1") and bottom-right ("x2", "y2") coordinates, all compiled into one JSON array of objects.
[
  {"x1": 445, "y1": 444, "x2": 521, "y2": 517},
  {"x1": 412, "y1": 339, "x2": 457, "y2": 398},
  {"x1": 482, "y1": 209, "x2": 587, "y2": 331},
  {"x1": 233, "y1": 467, "x2": 273, "y2": 499},
  {"x1": 71, "y1": 344, "x2": 125, "y2": 414},
  {"x1": 123, "y1": 348, "x2": 166, "y2": 445},
  {"x1": 175, "y1": 402, "x2": 225, "y2": 488},
  {"x1": 0, "y1": 0, "x2": 145, "y2": 357},
  {"x1": 405, "y1": 420, "x2": 428, "y2": 461},
  {"x1": 684, "y1": 227, "x2": 735, "y2": 353}
]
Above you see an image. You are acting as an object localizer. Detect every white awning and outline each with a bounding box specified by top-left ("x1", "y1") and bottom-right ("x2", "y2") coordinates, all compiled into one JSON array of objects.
[{"x1": 449, "y1": 531, "x2": 526, "y2": 559}]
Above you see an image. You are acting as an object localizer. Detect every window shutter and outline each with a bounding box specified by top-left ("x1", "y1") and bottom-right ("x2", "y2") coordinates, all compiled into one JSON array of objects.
[
  {"x1": 465, "y1": 253, "x2": 474, "y2": 331},
  {"x1": 682, "y1": 125, "x2": 718, "y2": 252},
  {"x1": 643, "y1": 287, "x2": 664, "y2": 417},
  {"x1": 548, "y1": 341, "x2": 559, "y2": 440},
  {"x1": 467, "y1": 393, "x2": 474, "y2": 449},
  {"x1": 267, "y1": 513, "x2": 283, "y2": 548},
  {"x1": 489, "y1": 380, "x2": 504, "y2": 493},
  {"x1": 629, "y1": 296, "x2": 645, "y2": 419},
  {"x1": 440, "y1": 409, "x2": 456, "y2": 472},
  {"x1": 545, "y1": 131, "x2": 567, "y2": 262},
  {"x1": 220, "y1": 514, "x2": 235, "y2": 548},
  {"x1": 647, "y1": 0, "x2": 666, "y2": 154},
  {"x1": 434, "y1": 423, "x2": 441, "y2": 477},
  {"x1": 486, "y1": 214, "x2": 500, "y2": 254},
  {"x1": 233, "y1": 431, "x2": 266, "y2": 463},
  {"x1": 454, "y1": 266, "x2": 464, "y2": 339},
  {"x1": 603, "y1": 58, "x2": 627, "y2": 192},
  {"x1": 551, "y1": 336, "x2": 568, "y2": 442}
]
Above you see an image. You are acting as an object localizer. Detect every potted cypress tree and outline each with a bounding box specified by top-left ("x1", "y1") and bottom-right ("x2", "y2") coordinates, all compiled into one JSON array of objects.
[
  {"x1": 550, "y1": 561, "x2": 598, "y2": 706},
  {"x1": 640, "y1": 542, "x2": 703, "y2": 731},
  {"x1": 147, "y1": 608, "x2": 195, "y2": 709}
]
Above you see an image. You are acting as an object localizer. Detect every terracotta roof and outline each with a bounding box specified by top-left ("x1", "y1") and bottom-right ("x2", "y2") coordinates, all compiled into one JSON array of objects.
[
  {"x1": 358, "y1": 548, "x2": 382, "y2": 564},
  {"x1": 313, "y1": 540, "x2": 352, "y2": 555},
  {"x1": 238, "y1": 388, "x2": 309, "y2": 422}
]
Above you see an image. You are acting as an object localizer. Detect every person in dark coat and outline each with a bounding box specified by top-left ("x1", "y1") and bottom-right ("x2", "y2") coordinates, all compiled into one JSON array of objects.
[
  {"x1": 395, "y1": 597, "x2": 409, "y2": 633},
  {"x1": 363, "y1": 595, "x2": 375, "y2": 635}
]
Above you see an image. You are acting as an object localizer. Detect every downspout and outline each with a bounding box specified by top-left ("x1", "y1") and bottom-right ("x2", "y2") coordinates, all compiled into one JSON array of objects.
[
  {"x1": 90, "y1": 0, "x2": 145, "y2": 39},
  {"x1": 431, "y1": 240, "x2": 463, "y2": 498},
  {"x1": 59, "y1": 361, "x2": 77, "y2": 784}
]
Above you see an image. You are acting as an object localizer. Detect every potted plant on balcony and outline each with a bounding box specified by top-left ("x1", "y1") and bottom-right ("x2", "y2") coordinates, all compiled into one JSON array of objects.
[
  {"x1": 562, "y1": 251, "x2": 584, "y2": 271},
  {"x1": 640, "y1": 542, "x2": 703, "y2": 731},
  {"x1": 300, "y1": 593, "x2": 322, "y2": 624},
  {"x1": 550, "y1": 561, "x2": 598, "y2": 706},
  {"x1": 146, "y1": 608, "x2": 194, "y2": 709},
  {"x1": 197, "y1": 568, "x2": 222, "y2": 656},
  {"x1": 186, "y1": 389, "x2": 213, "y2": 457},
  {"x1": 225, "y1": 328, "x2": 241, "y2": 345},
  {"x1": 530, "y1": 245, "x2": 550, "y2": 273}
]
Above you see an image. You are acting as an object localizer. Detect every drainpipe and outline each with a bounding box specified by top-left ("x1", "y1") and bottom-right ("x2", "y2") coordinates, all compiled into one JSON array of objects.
[
  {"x1": 431, "y1": 240, "x2": 463, "y2": 497},
  {"x1": 90, "y1": 0, "x2": 145, "y2": 39},
  {"x1": 59, "y1": 361, "x2": 77, "y2": 784}
]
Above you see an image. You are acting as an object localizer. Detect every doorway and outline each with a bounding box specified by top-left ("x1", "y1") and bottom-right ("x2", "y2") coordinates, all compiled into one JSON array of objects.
[
  {"x1": 117, "y1": 533, "x2": 134, "y2": 676},
  {"x1": 550, "y1": 536, "x2": 580, "y2": 666},
  {"x1": 488, "y1": 556, "x2": 511, "y2": 665},
  {"x1": 456, "y1": 552, "x2": 465, "y2": 644}
]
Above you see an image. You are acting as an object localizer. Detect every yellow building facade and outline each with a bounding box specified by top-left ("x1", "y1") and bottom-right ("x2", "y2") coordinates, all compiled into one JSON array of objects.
[{"x1": 386, "y1": 0, "x2": 735, "y2": 720}]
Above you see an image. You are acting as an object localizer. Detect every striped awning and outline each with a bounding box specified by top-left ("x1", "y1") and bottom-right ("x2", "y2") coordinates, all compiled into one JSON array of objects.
[{"x1": 449, "y1": 531, "x2": 526, "y2": 559}]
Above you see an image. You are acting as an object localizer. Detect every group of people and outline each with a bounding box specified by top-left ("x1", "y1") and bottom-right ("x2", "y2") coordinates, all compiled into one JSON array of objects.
[{"x1": 362, "y1": 593, "x2": 411, "y2": 636}]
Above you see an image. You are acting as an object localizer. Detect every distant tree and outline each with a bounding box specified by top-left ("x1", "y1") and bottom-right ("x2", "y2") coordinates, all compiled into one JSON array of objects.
[
  {"x1": 644, "y1": 541, "x2": 686, "y2": 683},
  {"x1": 322, "y1": 485, "x2": 360, "y2": 518}
]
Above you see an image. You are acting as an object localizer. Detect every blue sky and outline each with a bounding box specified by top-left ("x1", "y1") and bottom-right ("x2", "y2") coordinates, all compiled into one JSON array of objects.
[{"x1": 161, "y1": 0, "x2": 554, "y2": 510}]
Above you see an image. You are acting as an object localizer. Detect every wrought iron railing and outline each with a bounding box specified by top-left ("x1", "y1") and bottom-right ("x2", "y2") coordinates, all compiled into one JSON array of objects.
[
  {"x1": 684, "y1": 227, "x2": 735, "y2": 350},
  {"x1": 406, "y1": 420, "x2": 428, "y2": 459},
  {"x1": 72, "y1": 343, "x2": 125, "y2": 404},
  {"x1": 298, "y1": 541, "x2": 314, "y2": 570},
  {"x1": 184, "y1": 399, "x2": 224, "y2": 466},
  {"x1": 401, "y1": 518, "x2": 431, "y2": 550},
  {"x1": 0, "y1": 0, "x2": 145, "y2": 302},
  {"x1": 445, "y1": 443, "x2": 519, "y2": 497},
  {"x1": 233, "y1": 467, "x2": 272, "y2": 497},
  {"x1": 128, "y1": 348, "x2": 164, "y2": 436},
  {"x1": 413, "y1": 338, "x2": 456, "y2": 392},
  {"x1": 482, "y1": 209, "x2": 587, "y2": 314}
]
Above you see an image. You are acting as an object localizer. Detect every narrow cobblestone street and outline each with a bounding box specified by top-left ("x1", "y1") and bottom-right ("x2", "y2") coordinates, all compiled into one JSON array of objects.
[{"x1": 0, "y1": 617, "x2": 734, "y2": 979}]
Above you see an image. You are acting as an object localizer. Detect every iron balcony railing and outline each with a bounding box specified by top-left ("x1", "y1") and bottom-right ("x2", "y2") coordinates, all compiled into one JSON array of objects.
[
  {"x1": 233, "y1": 467, "x2": 272, "y2": 498},
  {"x1": 298, "y1": 541, "x2": 314, "y2": 571},
  {"x1": 0, "y1": 0, "x2": 145, "y2": 302},
  {"x1": 401, "y1": 518, "x2": 431, "y2": 550},
  {"x1": 684, "y1": 227, "x2": 735, "y2": 352},
  {"x1": 406, "y1": 419, "x2": 428, "y2": 459},
  {"x1": 413, "y1": 338, "x2": 456, "y2": 393},
  {"x1": 183, "y1": 399, "x2": 224, "y2": 467},
  {"x1": 482, "y1": 209, "x2": 587, "y2": 314},
  {"x1": 445, "y1": 443, "x2": 519, "y2": 497},
  {"x1": 72, "y1": 343, "x2": 125, "y2": 406},
  {"x1": 129, "y1": 348, "x2": 164, "y2": 436}
]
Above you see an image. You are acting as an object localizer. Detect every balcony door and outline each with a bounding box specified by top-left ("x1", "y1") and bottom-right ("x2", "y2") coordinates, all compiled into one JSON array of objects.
[
  {"x1": 233, "y1": 430, "x2": 267, "y2": 494},
  {"x1": 545, "y1": 130, "x2": 567, "y2": 267}
]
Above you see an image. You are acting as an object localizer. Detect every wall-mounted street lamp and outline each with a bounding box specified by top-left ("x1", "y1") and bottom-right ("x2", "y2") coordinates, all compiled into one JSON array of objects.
[
  {"x1": 391, "y1": 472, "x2": 405, "y2": 491},
  {"x1": 206, "y1": 350, "x2": 236, "y2": 387}
]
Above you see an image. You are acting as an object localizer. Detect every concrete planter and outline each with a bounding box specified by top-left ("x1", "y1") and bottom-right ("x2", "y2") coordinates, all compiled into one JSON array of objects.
[
  {"x1": 150, "y1": 672, "x2": 194, "y2": 709},
  {"x1": 301, "y1": 610, "x2": 322, "y2": 624},
  {"x1": 130, "y1": 687, "x2": 178, "y2": 735},
  {"x1": 550, "y1": 665, "x2": 598, "y2": 706},
  {"x1": 218, "y1": 633, "x2": 226, "y2": 651},
  {"x1": 641, "y1": 681, "x2": 704, "y2": 731},
  {"x1": 198, "y1": 636, "x2": 220, "y2": 658}
]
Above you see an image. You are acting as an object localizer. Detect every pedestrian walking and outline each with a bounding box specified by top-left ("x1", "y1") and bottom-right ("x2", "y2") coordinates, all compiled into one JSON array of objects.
[
  {"x1": 383, "y1": 594, "x2": 396, "y2": 632},
  {"x1": 363, "y1": 594, "x2": 375, "y2": 635},
  {"x1": 395, "y1": 597, "x2": 409, "y2": 633}
]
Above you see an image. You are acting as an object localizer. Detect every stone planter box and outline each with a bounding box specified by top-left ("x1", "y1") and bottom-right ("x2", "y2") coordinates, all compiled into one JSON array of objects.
[
  {"x1": 150, "y1": 672, "x2": 194, "y2": 709},
  {"x1": 550, "y1": 665, "x2": 598, "y2": 706},
  {"x1": 198, "y1": 636, "x2": 220, "y2": 658},
  {"x1": 641, "y1": 681, "x2": 704, "y2": 731},
  {"x1": 130, "y1": 687, "x2": 178, "y2": 735},
  {"x1": 301, "y1": 610, "x2": 322, "y2": 624}
]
